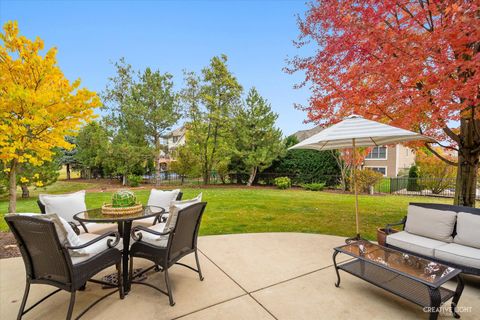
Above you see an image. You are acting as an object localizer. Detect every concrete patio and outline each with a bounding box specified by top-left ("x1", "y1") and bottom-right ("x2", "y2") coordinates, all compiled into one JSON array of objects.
[{"x1": 0, "y1": 233, "x2": 479, "y2": 319}]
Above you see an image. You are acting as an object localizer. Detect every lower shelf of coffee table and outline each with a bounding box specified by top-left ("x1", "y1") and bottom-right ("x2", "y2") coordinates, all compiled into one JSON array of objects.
[{"x1": 338, "y1": 259, "x2": 455, "y2": 307}]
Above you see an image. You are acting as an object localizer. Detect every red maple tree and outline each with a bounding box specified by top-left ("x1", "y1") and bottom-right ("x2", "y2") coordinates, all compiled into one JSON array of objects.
[{"x1": 289, "y1": 0, "x2": 480, "y2": 206}]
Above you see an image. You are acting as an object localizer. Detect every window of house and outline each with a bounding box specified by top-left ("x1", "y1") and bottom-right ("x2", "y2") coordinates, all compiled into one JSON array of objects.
[
  {"x1": 366, "y1": 167, "x2": 387, "y2": 176},
  {"x1": 172, "y1": 136, "x2": 179, "y2": 143},
  {"x1": 366, "y1": 146, "x2": 387, "y2": 159}
]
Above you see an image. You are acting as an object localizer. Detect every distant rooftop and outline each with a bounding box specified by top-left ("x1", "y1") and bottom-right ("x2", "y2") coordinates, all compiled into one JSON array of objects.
[{"x1": 292, "y1": 126, "x2": 324, "y2": 142}]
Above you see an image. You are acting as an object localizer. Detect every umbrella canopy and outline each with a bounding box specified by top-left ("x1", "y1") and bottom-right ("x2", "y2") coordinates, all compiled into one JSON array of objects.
[
  {"x1": 289, "y1": 114, "x2": 436, "y2": 241},
  {"x1": 290, "y1": 115, "x2": 435, "y2": 151}
]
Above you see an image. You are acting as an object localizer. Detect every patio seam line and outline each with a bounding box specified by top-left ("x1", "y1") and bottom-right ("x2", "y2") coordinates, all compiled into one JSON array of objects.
[
  {"x1": 171, "y1": 293, "x2": 249, "y2": 320},
  {"x1": 196, "y1": 248, "x2": 279, "y2": 320},
  {"x1": 249, "y1": 257, "x2": 355, "y2": 295}
]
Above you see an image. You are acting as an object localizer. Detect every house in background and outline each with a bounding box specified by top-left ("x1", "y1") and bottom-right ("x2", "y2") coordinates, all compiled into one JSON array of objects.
[
  {"x1": 158, "y1": 126, "x2": 186, "y2": 170},
  {"x1": 363, "y1": 145, "x2": 415, "y2": 177},
  {"x1": 293, "y1": 126, "x2": 416, "y2": 178}
]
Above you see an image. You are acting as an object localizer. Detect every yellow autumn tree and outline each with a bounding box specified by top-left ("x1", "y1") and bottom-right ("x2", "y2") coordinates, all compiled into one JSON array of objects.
[{"x1": 0, "y1": 21, "x2": 101, "y2": 212}]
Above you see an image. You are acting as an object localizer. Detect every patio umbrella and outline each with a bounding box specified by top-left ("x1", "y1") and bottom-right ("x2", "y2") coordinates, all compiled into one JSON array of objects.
[{"x1": 289, "y1": 115, "x2": 436, "y2": 241}]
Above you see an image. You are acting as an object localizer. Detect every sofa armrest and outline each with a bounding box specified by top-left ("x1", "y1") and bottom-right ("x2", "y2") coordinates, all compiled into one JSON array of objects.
[{"x1": 385, "y1": 216, "x2": 407, "y2": 234}]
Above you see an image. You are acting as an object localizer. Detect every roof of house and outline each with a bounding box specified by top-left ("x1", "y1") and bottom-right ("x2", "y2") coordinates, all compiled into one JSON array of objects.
[{"x1": 292, "y1": 126, "x2": 324, "y2": 142}]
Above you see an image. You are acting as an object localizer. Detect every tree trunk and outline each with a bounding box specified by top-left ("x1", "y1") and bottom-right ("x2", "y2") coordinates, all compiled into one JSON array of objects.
[
  {"x1": 21, "y1": 184, "x2": 30, "y2": 198},
  {"x1": 8, "y1": 159, "x2": 17, "y2": 213},
  {"x1": 203, "y1": 169, "x2": 210, "y2": 185},
  {"x1": 66, "y1": 163, "x2": 71, "y2": 180},
  {"x1": 454, "y1": 119, "x2": 480, "y2": 207},
  {"x1": 247, "y1": 167, "x2": 258, "y2": 187},
  {"x1": 155, "y1": 138, "x2": 162, "y2": 187},
  {"x1": 122, "y1": 175, "x2": 127, "y2": 186}
]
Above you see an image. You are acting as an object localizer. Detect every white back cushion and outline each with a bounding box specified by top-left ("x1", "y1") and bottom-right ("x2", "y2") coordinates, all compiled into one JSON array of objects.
[
  {"x1": 405, "y1": 205, "x2": 457, "y2": 242},
  {"x1": 454, "y1": 212, "x2": 480, "y2": 249},
  {"x1": 165, "y1": 193, "x2": 202, "y2": 231},
  {"x1": 39, "y1": 190, "x2": 87, "y2": 222},
  {"x1": 11, "y1": 213, "x2": 82, "y2": 250},
  {"x1": 147, "y1": 189, "x2": 180, "y2": 213}
]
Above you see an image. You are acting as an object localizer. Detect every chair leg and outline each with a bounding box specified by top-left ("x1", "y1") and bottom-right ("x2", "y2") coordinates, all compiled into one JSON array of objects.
[
  {"x1": 66, "y1": 291, "x2": 76, "y2": 320},
  {"x1": 195, "y1": 250, "x2": 204, "y2": 281},
  {"x1": 117, "y1": 262, "x2": 124, "y2": 299},
  {"x1": 164, "y1": 268, "x2": 175, "y2": 306},
  {"x1": 17, "y1": 280, "x2": 31, "y2": 320},
  {"x1": 129, "y1": 256, "x2": 134, "y2": 284}
]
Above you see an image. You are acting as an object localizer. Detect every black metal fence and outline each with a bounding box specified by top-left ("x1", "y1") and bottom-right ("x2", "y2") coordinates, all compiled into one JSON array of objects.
[{"x1": 144, "y1": 171, "x2": 479, "y2": 200}]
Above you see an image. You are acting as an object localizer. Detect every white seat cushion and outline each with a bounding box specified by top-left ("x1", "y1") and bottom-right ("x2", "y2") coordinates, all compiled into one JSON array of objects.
[
  {"x1": 83, "y1": 222, "x2": 118, "y2": 235},
  {"x1": 70, "y1": 233, "x2": 122, "y2": 265},
  {"x1": 39, "y1": 190, "x2": 87, "y2": 223},
  {"x1": 434, "y1": 243, "x2": 480, "y2": 269},
  {"x1": 386, "y1": 231, "x2": 447, "y2": 257},
  {"x1": 147, "y1": 189, "x2": 180, "y2": 213},
  {"x1": 405, "y1": 205, "x2": 457, "y2": 242},
  {"x1": 132, "y1": 216, "x2": 158, "y2": 228},
  {"x1": 165, "y1": 193, "x2": 202, "y2": 230},
  {"x1": 454, "y1": 212, "x2": 480, "y2": 249},
  {"x1": 135, "y1": 223, "x2": 168, "y2": 247}
]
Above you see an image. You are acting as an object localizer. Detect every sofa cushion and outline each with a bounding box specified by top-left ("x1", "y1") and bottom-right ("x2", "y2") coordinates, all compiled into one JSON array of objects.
[
  {"x1": 39, "y1": 190, "x2": 87, "y2": 222},
  {"x1": 165, "y1": 193, "x2": 202, "y2": 231},
  {"x1": 454, "y1": 212, "x2": 480, "y2": 249},
  {"x1": 147, "y1": 189, "x2": 180, "y2": 213},
  {"x1": 404, "y1": 205, "x2": 457, "y2": 242},
  {"x1": 386, "y1": 231, "x2": 447, "y2": 257},
  {"x1": 70, "y1": 233, "x2": 122, "y2": 264},
  {"x1": 434, "y1": 243, "x2": 480, "y2": 269}
]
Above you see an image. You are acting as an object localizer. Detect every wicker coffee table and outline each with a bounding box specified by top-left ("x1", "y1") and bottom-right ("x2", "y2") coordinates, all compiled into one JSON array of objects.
[{"x1": 333, "y1": 241, "x2": 464, "y2": 320}]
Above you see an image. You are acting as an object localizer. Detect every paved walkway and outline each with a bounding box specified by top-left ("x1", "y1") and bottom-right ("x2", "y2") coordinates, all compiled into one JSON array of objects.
[{"x1": 1, "y1": 233, "x2": 479, "y2": 319}]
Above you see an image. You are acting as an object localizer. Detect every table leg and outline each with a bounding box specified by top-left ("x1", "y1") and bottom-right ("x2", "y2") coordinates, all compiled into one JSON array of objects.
[
  {"x1": 122, "y1": 221, "x2": 132, "y2": 294},
  {"x1": 451, "y1": 274, "x2": 464, "y2": 319},
  {"x1": 428, "y1": 286, "x2": 441, "y2": 320}
]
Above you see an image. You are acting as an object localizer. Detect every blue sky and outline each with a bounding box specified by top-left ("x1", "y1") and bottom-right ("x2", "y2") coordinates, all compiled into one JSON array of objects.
[{"x1": 0, "y1": 0, "x2": 316, "y2": 136}]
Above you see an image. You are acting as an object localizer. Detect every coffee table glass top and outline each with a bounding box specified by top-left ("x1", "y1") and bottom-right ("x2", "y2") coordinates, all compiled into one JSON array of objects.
[
  {"x1": 74, "y1": 205, "x2": 165, "y2": 223},
  {"x1": 335, "y1": 241, "x2": 460, "y2": 286}
]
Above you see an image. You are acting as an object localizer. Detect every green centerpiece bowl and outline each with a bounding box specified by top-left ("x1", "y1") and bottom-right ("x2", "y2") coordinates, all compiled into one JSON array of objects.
[{"x1": 112, "y1": 190, "x2": 137, "y2": 208}]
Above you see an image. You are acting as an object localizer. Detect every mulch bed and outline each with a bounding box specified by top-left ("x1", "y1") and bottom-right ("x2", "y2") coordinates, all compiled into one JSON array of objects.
[{"x1": 0, "y1": 232, "x2": 20, "y2": 259}]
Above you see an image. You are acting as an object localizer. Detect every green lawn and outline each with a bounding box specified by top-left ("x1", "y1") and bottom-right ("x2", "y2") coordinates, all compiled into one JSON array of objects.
[{"x1": 0, "y1": 181, "x2": 462, "y2": 240}]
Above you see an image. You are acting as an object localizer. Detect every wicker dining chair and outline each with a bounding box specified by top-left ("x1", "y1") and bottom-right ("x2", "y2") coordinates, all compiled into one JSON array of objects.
[
  {"x1": 5, "y1": 215, "x2": 124, "y2": 320},
  {"x1": 129, "y1": 202, "x2": 207, "y2": 306}
]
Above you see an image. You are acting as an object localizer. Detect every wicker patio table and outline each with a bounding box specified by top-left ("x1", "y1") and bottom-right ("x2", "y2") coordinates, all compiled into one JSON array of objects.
[
  {"x1": 74, "y1": 205, "x2": 165, "y2": 294},
  {"x1": 333, "y1": 240, "x2": 464, "y2": 320}
]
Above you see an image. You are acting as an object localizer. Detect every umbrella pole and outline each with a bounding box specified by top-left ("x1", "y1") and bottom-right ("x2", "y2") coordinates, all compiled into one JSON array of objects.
[{"x1": 353, "y1": 138, "x2": 360, "y2": 239}]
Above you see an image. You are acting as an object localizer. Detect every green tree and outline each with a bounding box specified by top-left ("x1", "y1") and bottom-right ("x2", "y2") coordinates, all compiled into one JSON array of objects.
[
  {"x1": 60, "y1": 136, "x2": 78, "y2": 180},
  {"x1": 103, "y1": 133, "x2": 152, "y2": 185},
  {"x1": 75, "y1": 122, "x2": 110, "y2": 179},
  {"x1": 182, "y1": 55, "x2": 242, "y2": 184},
  {"x1": 103, "y1": 60, "x2": 181, "y2": 185},
  {"x1": 169, "y1": 144, "x2": 201, "y2": 184},
  {"x1": 265, "y1": 135, "x2": 340, "y2": 186},
  {"x1": 234, "y1": 88, "x2": 285, "y2": 186},
  {"x1": 126, "y1": 67, "x2": 181, "y2": 185}
]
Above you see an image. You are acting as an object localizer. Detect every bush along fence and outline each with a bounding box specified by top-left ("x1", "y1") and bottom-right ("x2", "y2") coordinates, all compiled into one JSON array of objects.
[{"x1": 145, "y1": 171, "x2": 479, "y2": 200}]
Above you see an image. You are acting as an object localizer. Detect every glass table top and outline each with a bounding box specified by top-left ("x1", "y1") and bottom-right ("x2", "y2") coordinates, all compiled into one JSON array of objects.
[
  {"x1": 74, "y1": 205, "x2": 165, "y2": 223},
  {"x1": 335, "y1": 241, "x2": 460, "y2": 286}
]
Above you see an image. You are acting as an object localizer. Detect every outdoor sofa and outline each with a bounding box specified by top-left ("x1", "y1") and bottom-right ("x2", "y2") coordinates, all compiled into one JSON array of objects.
[{"x1": 384, "y1": 202, "x2": 480, "y2": 275}]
